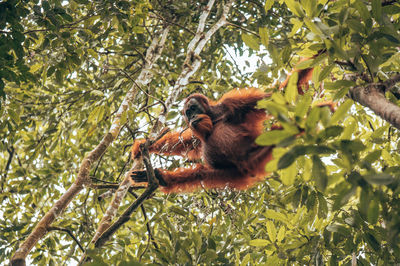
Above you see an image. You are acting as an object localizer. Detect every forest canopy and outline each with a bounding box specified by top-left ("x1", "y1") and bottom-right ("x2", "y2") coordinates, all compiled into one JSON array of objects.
[{"x1": 1, "y1": 0, "x2": 400, "y2": 265}]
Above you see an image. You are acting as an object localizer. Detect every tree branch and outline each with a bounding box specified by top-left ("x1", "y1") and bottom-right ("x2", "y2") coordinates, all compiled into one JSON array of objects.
[
  {"x1": 11, "y1": 24, "x2": 171, "y2": 266},
  {"x1": 83, "y1": 0, "x2": 235, "y2": 260},
  {"x1": 160, "y1": 0, "x2": 234, "y2": 127},
  {"x1": 11, "y1": 132, "x2": 113, "y2": 266},
  {"x1": 349, "y1": 75, "x2": 400, "y2": 130},
  {"x1": 93, "y1": 140, "x2": 159, "y2": 248}
]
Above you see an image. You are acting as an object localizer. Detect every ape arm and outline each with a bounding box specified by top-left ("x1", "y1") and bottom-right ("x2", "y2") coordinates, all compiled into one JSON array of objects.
[
  {"x1": 131, "y1": 164, "x2": 266, "y2": 194},
  {"x1": 217, "y1": 88, "x2": 269, "y2": 121},
  {"x1": 131, "y1": 129, "x2": 202, "y2": 160},
  {"x1": 131, "y1": 144, "x2": 275, "y2": 193},
  {"x1": 219, "y1": 88, "x2": 268, "y2": 110}
]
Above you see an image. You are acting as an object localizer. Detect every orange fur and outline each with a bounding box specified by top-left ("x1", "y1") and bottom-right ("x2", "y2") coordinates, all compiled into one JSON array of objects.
[
  {"x1": 279, "y1": 58, "x2": 314, "y2": 94},
  {"x1": 132, "y1": 129, "x2": 202, "y2": 161},
  {"x1": 131, "y1": 88, "x2": 274, "y2": 193},
  {"x1": 130, "y1": 69, "x2": 320, "y2": 193}
]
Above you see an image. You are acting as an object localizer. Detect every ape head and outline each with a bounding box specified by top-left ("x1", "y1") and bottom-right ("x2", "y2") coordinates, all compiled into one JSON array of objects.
[
  {"x1": 183, "y1": 94, "x2": 210, "y2": 124},
  {"x1": 183, "y1": 94, "x2": 213, "y2": 140}
]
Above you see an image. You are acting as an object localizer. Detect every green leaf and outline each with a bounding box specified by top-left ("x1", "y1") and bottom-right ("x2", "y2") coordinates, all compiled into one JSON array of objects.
[
  {"x1": 304, "y1": 18, "x2": 323, "y2": 36},
  {"x1": 319, "y1": 105, "x2": 331, "y2": 126},
  {"x1": 364, "y1": 173, "x2": 394, "y2": 185},
  {"x1": 371, "y1": 0, "x2": 382, "y2": 23},
  {"x1": 300, "y1": 0, "x2": 317, "y2": 17},
  {"x1": 264, "y1": 209, "x2": 288, "y2": 223},
  {"x1": 280, "y1": 161, "x2": 297, "y2": 185},
  {"x1": 338, "y1": 8, "x2": 349, "y2": 24},
  {"x1": 289, "y1": 18, "x2": 303, "y2": 37},
  {"x1": 354, "y1": 0, "x2": 370, "y2": 21},
  {"x1": 203, "y1": 250, "x2": 217, "y2": 261},
  {"x1": 347, "y1": 19, "x2": 365, "y2": 34},
  {"x1": 327, "y1": 39, "x2": 348, "y2": 60},
  {"x1": 359, "y1": 188, "x2": 370, "y2": 219},
  {"x1": 333, "y1": 87, "x2": 350, "y2": 100},
  {"x1": 265, "y1": 0, "x2": 274, "y2": 12},
  {"x1": 47, "y1": 66, "x2": 56, "y2": 77},
  {"x1": 317, "y1": 126, "x2": 344, "y2": 140},
  {"x1": 330, "y1": 99, "x2": 353, "y2": 125},
  {"x1": 363, "y1": 150, "x2": 382, "y2": 165},
  {"x1": 305, "y1": 106, "x2": 321, "y2": 130},
  {"x1": 256, "y1": 130, "x2": 295, "y2": 146},
  {"x1": 340, "y1": 139, "x2": 366, "y2": 153},
  {"x1": 262, "y1": 101, "x2": 288, "y2": 117},
  {"x1": 249, "y1": 239, "x2": 269, "y2": 247},
  {"x1": 296, "y1": 58, "x2": 314, "y2": 70},
  {"x1": 324, "y1": 80, "x2": 356, "y2": 90},
  {"x1": 364, "y1": 233, "x2": 380, "y2": 252},
  {"x1": 8, "y1": 109, "x2": 21, "y2": 124},
  {"x1": 278, "y1": 145, "x2": 311, "y2": 169},
  {"x1": 333, "y1": 185, "x2": 356, "y2": 210},
  {"x1": 30, "y1": 64, "x2": 42, "y2": 73},
  {"x1": 317, "y1": 192, "x2": 328, "y2": 218},
  {"x1": 295, "y1": 94, "x2": 312, "y2": 119},
  {"x1": 285, "y1": 72, "x2": 298, "y2": 103},
  {"x1": 242, "y1": 33, "x2": 260, "y2": 51},
  {"x1": 278, "y1": 151, "x2": 296, "y2": 169},
  {"x1": 120, "y1": 110, "x2": 128, "y2": 125},
  {"x1": 367, "y1": 200, "x2": 379, "y2": 224},
  {"x1": 282, "y1": 46, "x2": 292, "y2": 63},
  {"x1": 312, "y1": 155, "x2": 327, "y2": 191},
  {"x1": 266, "y1": 221, "x2": 277, "y2": 242},
  {"x1": 285, "y1": 0, "x2": 305, "y2": 17},
  {"x1": 318, "y1": 64, "x2": 334, "y2": 82},
  {"x1": 259, "y1": 27, "x2": 269, "y2": 47},
  {"x1": 61, "y1": 31, "x2": 71, "y2": 39},
  {"x1": 88, "y1": 106, "x2": 104, "y2": 124},
  {"x1": 341, "y1": 118, "x2": 356, "y2": 139},
  {"x1": 241, "y1": 254, "x2": 251, "y2": 266},
  {"x1": 326, "y1": 224, "x2": 350, "y2": 235},
  {"x1": 271, "y1": 93, "x2": 287, "y2": 105},
  {"x1": 370, "y1": 125, "x2": 387, "y2": 139},
  {"x1": 169, "y1": 206, "x2": 188, "y2": 217},
  {"x1": 308, "y1": 145, "x2": 335, "y2": 155},
  {"x1": 277, "y1": 226, "x2": 286, "y2": 242}
]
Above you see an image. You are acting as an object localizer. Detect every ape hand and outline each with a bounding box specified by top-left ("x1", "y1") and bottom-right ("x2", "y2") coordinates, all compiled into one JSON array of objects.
[
  {"x1": 130, "y1": 169, "x2": 167, "y2": 186},
  {"x1": 131, "y1": 139, "x2": 146, "y2": 158}
]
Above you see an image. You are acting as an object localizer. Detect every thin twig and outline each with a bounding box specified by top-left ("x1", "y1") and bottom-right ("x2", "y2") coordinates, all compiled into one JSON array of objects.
[
  {"x1": 149, "y1": 12, "x2": 195, "y2": 35},
  {"x1": 48, "y1": 226, "x2": 85, "y2": 253},
  {"x1": 92, "y1": 149, "x2": 106, "y2": 178},
  {"x1": 129, "y1": 190, "x2": 159, "y2": 250},
  {"x1": 383, "y1": 73, "x2": 400, "y2": 90},
  {"x1": 2, "y1": 146, "x2": 14, "y2": 193},
  {"x1": 226, "y1": 21, "x2": 259, "y2": 37}
]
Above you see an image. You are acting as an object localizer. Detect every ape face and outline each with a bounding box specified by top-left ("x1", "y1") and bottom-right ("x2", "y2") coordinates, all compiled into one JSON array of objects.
[{"x1": 183, "y1": 96, "x2": 209, "y2": 126}]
